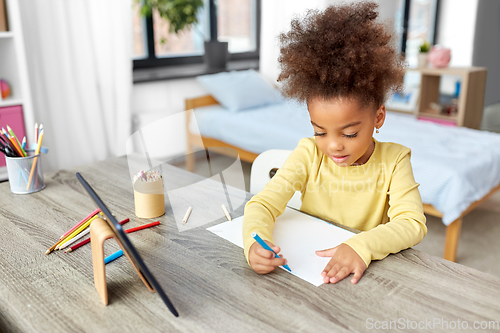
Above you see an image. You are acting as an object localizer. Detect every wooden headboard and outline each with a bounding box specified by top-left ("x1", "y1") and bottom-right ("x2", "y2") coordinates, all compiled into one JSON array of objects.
[{"x1": 184, "y1": 95, "x2": 259, "y2": 171}]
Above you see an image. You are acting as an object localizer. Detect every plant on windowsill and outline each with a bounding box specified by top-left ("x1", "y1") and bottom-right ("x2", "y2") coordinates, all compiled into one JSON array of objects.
[
  {"x1": 418, "y1": 41, "x2": 431, "y2": 68},
  {"x1": 137, "y1": 0, "x2": 229, "y2": 69}
]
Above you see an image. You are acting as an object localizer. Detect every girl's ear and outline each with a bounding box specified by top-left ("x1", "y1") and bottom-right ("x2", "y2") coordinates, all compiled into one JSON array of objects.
[{"x1": 375, "y1": 105, "x2": 386, "y2": 129}]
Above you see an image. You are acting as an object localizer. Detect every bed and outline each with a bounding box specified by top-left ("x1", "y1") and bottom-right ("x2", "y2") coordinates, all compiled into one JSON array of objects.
[{"x1": 185, "y1": 94, "x2": 500, "y2": 263}]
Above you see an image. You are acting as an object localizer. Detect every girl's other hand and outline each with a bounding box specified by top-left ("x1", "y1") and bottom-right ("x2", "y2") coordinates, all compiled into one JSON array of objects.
[
  {"x1": 249, "y1": 241, "x2": 288, "y2": 274},
  {"x1": 315, "y1": 244, "x2": 366, "y2": 284}
]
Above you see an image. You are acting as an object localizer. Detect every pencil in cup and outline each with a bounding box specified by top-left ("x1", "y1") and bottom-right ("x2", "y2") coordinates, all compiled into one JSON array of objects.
[
  {"x1": 26, "y1": 129, "x2": 44, "y2": 191},
  {"x1": 7, "y1": 125, "x2": 26, "y2": 157},
  {"x1": 2, "y1": 127, "x2": 23, "y2": 157}
]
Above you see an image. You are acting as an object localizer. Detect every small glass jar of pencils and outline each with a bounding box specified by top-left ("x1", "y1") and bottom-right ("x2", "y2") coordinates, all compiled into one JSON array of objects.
[{"x1": 0, "y1": 124, "x2": 47, "y2": 194}]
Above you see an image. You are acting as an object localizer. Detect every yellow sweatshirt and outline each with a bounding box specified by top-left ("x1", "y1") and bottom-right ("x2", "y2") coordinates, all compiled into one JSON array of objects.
[{"x1": 243, "y1": 137, "x2": 427, "y2": 267}]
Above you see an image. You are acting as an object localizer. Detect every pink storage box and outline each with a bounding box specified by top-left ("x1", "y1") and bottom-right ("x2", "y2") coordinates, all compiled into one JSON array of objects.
[
  {"x1": 0, "y1": 105, "x2": 26, "y2": 167},
  {"x1": 417, "y1": 116, "x2": 456, "y2": 127}
]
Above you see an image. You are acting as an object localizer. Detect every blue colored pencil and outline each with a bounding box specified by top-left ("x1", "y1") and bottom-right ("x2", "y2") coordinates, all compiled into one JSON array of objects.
[
  {"x1": 104, "y1": 249, "x2": 124, "y2": 264},
  {"x1": 251, "y1": 232, "x2": 292, "y2": 272}
]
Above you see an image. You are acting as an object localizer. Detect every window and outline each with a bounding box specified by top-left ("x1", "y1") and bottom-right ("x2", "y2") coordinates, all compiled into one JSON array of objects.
[
  {"x1": 395, "y1": 0, "x2": 440, "y2": 67},
  {"x1": 133, "y1": 0, "x2": 260, "y2": 69}
]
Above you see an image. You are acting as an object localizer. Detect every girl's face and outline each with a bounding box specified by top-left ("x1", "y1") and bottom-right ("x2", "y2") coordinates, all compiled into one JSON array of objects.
[{"x1": 308, "y1": 97, "x2": 385, "y2": 167}]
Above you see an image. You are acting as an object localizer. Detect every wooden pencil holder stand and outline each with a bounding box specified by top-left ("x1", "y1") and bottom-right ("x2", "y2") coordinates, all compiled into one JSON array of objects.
[{"x1": 89, "y1": 217, "x2": 154, "y2": 305}]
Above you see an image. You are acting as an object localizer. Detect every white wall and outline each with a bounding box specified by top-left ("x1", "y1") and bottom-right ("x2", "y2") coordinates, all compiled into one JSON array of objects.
[
  {"x1": 432, "y1": 0, "x2": 478, "y2": 94},
  {"x1": 472, "y1": 0, "x2": 500, "y2": 107},
  {"x1": 132, "y1": 78, "x2": 208, "y2": 159},
  {"x1": 436, "y1": 0, "x2": 478, "y2": 67}
]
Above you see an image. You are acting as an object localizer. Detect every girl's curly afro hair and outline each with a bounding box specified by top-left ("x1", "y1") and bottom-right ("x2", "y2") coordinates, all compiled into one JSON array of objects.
[{"x1": 277, "y1": 1, "x2": 405, "y2": 109}]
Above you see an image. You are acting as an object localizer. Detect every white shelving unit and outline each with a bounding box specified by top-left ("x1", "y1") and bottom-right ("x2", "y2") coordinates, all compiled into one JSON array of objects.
[{"x1": 0, "y1": 0, "x2": 34, "y2": 181}]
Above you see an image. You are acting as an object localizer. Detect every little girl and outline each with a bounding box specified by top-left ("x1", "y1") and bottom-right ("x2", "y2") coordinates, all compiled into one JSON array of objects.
[{"x1": 242, "y1": 1, "x2": 427, "y2": 284}]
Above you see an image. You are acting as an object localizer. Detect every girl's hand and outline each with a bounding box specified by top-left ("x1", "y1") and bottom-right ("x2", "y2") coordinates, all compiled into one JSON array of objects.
[
  {"x1": 249, "y1": 241, "x2": 288, "y2": 274},
  {"x1": 315, "y1": 244, "x2": 366, "y2": 284}
]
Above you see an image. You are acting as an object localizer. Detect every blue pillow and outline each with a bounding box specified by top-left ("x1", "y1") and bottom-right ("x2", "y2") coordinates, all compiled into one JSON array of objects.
[{"x1": 196, "y1": 69, "x2": 283, "y2": 112}]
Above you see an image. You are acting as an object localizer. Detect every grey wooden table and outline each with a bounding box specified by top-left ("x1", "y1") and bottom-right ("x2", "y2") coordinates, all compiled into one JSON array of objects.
[{"x1": 0, "y1": 156, "x2": 499, "y2": 333}]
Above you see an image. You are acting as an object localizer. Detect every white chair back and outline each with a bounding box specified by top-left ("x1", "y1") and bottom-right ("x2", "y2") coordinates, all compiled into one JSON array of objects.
[{"x1": 250, "y1": 149, "x2": 302, "y2": 209}]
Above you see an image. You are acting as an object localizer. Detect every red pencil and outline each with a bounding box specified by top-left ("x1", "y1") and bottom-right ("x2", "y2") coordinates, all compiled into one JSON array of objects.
[
  {"x1": 65, "y1": 218, "x2": 130, "y2": 252},
  {"x1": 124, "y1": 221, "x2": 160, "y2": 233}
]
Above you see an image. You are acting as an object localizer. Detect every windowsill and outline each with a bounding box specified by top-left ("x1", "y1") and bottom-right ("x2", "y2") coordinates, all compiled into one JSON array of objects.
[{"x1": 133, "y1": 59, "x2": 259, "y2": 84}]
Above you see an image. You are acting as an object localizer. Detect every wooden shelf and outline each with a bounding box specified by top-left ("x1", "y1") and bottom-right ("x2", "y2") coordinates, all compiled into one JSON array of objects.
[
  {"x1": 0, "y1": 31, "x2": 13, "y2": 38},
  {"x1": 412, "y1": 67, "x2": 487, "y2": 129},
  {"x1": 407, "y1": 66, "x2": 487, "y2": 76},
  {"x1": 0, "y1": 98, "x2": 23, "y2": 107},
  {"x1": 419, "y1": 110, "x2": 458, "y2": 121}
]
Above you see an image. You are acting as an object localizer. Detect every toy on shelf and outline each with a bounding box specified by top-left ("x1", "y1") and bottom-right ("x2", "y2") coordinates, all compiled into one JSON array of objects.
[
  {"x1": 0, "y1": 79, "x2": 11, "y2": 99},
  {"x1": 428, "y1": 46, "x2": 451, "y2": 68}
]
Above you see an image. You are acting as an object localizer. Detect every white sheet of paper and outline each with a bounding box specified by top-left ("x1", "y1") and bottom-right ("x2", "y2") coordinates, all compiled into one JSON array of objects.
[{"x1": 207, "y1": 207, "x2": 355, "y2": 286}]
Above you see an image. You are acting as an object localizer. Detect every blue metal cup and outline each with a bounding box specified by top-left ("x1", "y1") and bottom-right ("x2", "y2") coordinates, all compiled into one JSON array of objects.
[{"x1": 5, "y1": 154, "x2": 45, "y2": 194}]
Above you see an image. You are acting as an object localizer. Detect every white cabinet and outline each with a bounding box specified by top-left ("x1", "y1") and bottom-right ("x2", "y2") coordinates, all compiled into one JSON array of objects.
[{"x1": 0, "y1": 0, "x2": 34, "y2": 181}]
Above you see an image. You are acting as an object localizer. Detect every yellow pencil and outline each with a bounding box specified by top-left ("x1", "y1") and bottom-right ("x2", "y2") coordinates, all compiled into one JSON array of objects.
[
  {"x1": 26, "y1": 129, "x2": 43, "y2": 190},
  {"x1": 56, "y1": 213, "x2": 102, "y2": 250}
]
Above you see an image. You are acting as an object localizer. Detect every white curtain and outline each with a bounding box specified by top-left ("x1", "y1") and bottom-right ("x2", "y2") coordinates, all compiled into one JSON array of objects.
[{"x1": 19, "y1": 0, "x2": 132, "y2": 172}]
